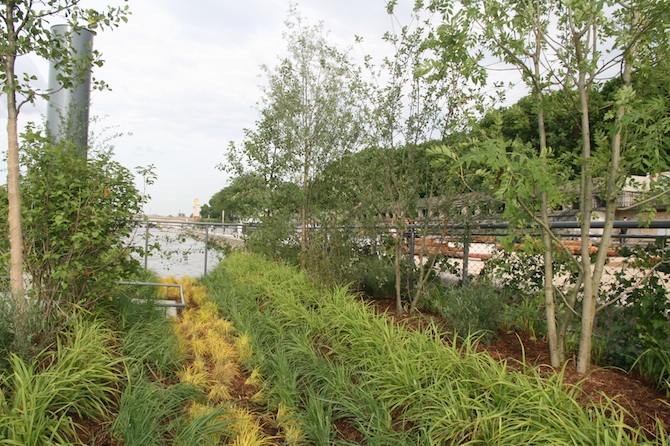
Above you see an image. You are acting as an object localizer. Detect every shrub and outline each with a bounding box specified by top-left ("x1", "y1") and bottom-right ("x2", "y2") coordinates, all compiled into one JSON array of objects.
[
  {"x1": 420, "y1": 282, "x2": 504, "y2": 340},
  {"x1": 0, "y1": 127, "x2": 149, "y2": 314},
  {"x1": 244, "y1": 214, "x2": 300, "y2": 265},
  {"x1": 597, "y1": 242, "x2": 670, "y2": 377},
  {"x1": 499, "y1": 292, "x2": 548, "y2": 340},
  {"x1": 354, "y1": 255, "x2": 397, "y2": 299}
]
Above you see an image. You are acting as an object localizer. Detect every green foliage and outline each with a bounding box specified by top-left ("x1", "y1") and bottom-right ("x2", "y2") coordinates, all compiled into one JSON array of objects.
[
  {"x1": 116, "y1": 300, "x2": 185, "y2": 381},
  {"x1": 482, "y1": 248, "x2": 547, "y2": 297},
  {"x1": 633, "y1": 340, "x2": 670, "y2": 396},
  {"x1": 598, "y1": 241, "x2": 670, "y2": 380},
  {"x1": 420, "y1": 282, "x2": 504, "y2": 341},
  {"x1": 0, "y1": 297, "x2": 68, "y2": 371},
  {"x1": 487, "y1": 238, "x2": 670, "y2": 384},
  {"x1": 205, "y1": 252, "x2": 663, "y2": 444},
  {"x1": 500, "y1": 293, "x2": 548, "y2": 341},
  {"x1": 354, "y1": 255, "x2": 398, "y2": 299},
  {"x1": 244, "y1": 213, "x2": 300, "y2": 265},
  {"x1": 204, "y1": 173, "x2": 274, "y2": 223},
  {"x1": 112, "y1": 374, "x2": 234, "y2": 446},
  {"x1": 2, "y1": 128, "x2": 148, "y2": 310},
  {"x1": 458, "y1": 113, "x2": 571, "y2": 226},
  {"x1": 0, "y1": 315, "x2": 124, "y2": 445},
  {"x1": 0, "y1": 2, "x2": 129, "y2": 102},
  {"x1": 223, "y1": 7, "x2": 365, "y2": 271}
]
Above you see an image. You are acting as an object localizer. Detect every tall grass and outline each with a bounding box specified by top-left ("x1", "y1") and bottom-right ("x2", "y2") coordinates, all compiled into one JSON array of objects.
[
  {"x1": 205, "y1": 252, "x2": 668, "y2": 445},
  {"x1": 0, "y1": 314, "x2": 124, "y2": 445},
  {"x1": 632, "y1": 339, "x2": 670, "y2": 396}
]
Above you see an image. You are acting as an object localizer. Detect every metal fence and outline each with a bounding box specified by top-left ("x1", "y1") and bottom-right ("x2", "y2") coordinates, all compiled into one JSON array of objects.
[
  {"x1": 402, "y1": 219, "x2": 670, "y2": 291},
  {"x1": 133, "y1": 220, "x2": 244, "y2": 277},
  {"x1": 130, "y1": 219, "x2": 670, "y2": 293}
]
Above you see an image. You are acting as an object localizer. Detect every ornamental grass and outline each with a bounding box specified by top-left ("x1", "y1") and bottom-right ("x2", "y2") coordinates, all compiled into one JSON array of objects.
[
  {"x1": 205, "y1": 251, "x2": 669, "y2": 445},
  {"x1": 0, "y1": 314, "x2": 124, "y2": 445}
]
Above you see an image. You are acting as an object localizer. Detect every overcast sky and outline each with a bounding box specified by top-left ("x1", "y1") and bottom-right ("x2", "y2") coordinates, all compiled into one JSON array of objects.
[
  {"x1": 0, "y1": 0, "x2": 430, "y2": 216},
  {"x1": 2, "y1": 0, "x2": 525, "y2": 217}
]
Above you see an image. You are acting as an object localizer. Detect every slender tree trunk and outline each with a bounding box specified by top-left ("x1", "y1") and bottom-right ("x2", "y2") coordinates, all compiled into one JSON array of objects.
[
  {"x1": 592, "y1": 11, "x2": 637, "y2": 292},
  {"x1": 392, "y1": 212, "x2": 405, "y2": 317},
  {"x1": 394, "y1": 236, "x2": 404, "y2": 316},
  {"x1": 576, "y1": 63, "x2": 595, "y2": 374},
  {"x1": 532, "y1": 38, "x2": 562, "y2": 366},
  {"x1": 300, "y1": 148, "x2": 309, "y2": 270},
  {"x1": 558, "y1": 273, "x2": 583, "y2": 360},
  {"x1": 540, "y1": 191, "x2": 561, "y2": 365},
  {"x1": 4, "y1": 7, "x2": 25, "y2": 313}
]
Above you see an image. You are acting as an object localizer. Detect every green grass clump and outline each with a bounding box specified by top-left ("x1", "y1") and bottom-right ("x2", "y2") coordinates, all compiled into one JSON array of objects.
[
  {"x1": 204, "y1": 252, "x2": 668, "y2": 445},
  {"x1": 112, "y1": 372, "x2": 234, "y2": 446},
  {"x1": 0, "y1": 314, "x2": 124, "y2": 445}
]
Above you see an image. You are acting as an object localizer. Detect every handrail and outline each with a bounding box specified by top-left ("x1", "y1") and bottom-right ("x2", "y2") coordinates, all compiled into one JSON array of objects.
[{"x1": 118, "y1": 281, "x2": 185, "y2": 308}]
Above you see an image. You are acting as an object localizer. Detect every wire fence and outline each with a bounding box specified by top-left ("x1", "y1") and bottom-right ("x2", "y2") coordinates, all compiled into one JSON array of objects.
[
  {"x1": 6, "y1": 219, "x2": 660, "y2": 301},
  {"x1": 132, "y1": 220, "x2": 244, "y2": 277}
]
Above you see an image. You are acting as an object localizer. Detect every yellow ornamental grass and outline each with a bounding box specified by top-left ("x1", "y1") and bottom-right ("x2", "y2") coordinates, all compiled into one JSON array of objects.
[
  {"x1": 235, "y1": 334, "x2": 253, "y2": 364},
  {"x1": 180, "y1": 307, "x2": 201, "y2": 325},
  {"x1": 157, "y1": 275, "x2": 178, "y2": 299},
  {"x1": 187, "y1": 337, "x2": 209, "y2": 359},
  {"x1": 244, "y1": 369, "x2": 265, "y2": 404},
  {"x1": 170, "y1": 274, "x2": 279, "y2": 444},
  {"x1": 159, "y1": 275, "x2": 207, "y2": 307},
  {"x1": 191, "y1": 357, "x2": 208, "y2": 375},
  {"x1": 197, "y1": 301, "x2": 221, "y2": 324},
  {"x1": 212, "y1": 361, "x2": 240, "y2": 387},
  {"x1": 226, "y1": 407, "x2": 275, "y2": 446},
  {"x1": 208, "y1": 334, "x2": 238, "y2": 364},
  {"x1": 275, "y1": 403, "x2": 305, "y2": 445},
  {"x1": 210, "y1": 318, "x2": 236, "y2": 337},
  {"x1": 178, "y1": 363, "x2": 210, "y2": 389},
  {"x1": 187, "y1": 286, "x2": 207, "y2": 308},
  {"x1": 187, "y1": 401, "x2": 212, "y2": 420},
  {"x1": 282, "y1": 424, "x2": 305, "y2": 446},
  {"x1": 208, "y1": 382, "x2": 232, "y2": 404}
]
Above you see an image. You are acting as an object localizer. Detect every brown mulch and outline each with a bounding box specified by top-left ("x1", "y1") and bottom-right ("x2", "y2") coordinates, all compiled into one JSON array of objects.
[{"x1": 367, "y1": 298, "x2": 670, "y2": 436}]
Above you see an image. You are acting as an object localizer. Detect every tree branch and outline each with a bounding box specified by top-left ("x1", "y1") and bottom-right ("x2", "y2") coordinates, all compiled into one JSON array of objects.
[
  {"x1": 597, "y1": 259, "x2": 668, "y2": 312},
  {"x1": 517, "y1": 198, "x2": 583, "y2": 271}
]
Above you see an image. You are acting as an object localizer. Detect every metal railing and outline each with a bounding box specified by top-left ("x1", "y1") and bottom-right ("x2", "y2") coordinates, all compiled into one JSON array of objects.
[
  {"x1": 134, "y1": 219, "x2": 244, "y2": 276},
  {"x1": 401, "y1": 219, "x2": 670, "y2": 287},
  {"x1": 118, "y1": 281, "x2": 185, "y2": 309}
]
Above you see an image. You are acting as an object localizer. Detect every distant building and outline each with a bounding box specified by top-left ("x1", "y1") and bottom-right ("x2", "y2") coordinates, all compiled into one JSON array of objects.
[{"x1": 193, "y1": 198, "x2": 201, "y2": 221}]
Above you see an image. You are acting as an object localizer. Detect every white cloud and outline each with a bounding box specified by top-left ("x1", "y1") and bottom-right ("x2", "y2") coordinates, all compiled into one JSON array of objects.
[{"x1": 0, "y1": 0, "x2": 527, "y2": 216}]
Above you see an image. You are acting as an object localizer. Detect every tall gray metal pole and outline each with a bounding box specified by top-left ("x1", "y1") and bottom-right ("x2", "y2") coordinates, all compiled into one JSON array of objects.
[{"x1": 46, "y1": 25, "x2": 94, "y2": 157}]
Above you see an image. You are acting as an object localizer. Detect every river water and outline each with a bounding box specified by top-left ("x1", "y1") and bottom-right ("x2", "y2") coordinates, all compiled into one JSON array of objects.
[{"x1": 130, "y1": 227, "x2": 224, "y2": 278}]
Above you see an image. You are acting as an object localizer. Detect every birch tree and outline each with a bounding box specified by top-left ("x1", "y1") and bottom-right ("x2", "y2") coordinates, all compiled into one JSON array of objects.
[
  {"x1": 416, "y1": 0, "x2": 670, "y2": 372},
  {"x1": 226, "y1": 6, "x2": 364, "y2": 269}
]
